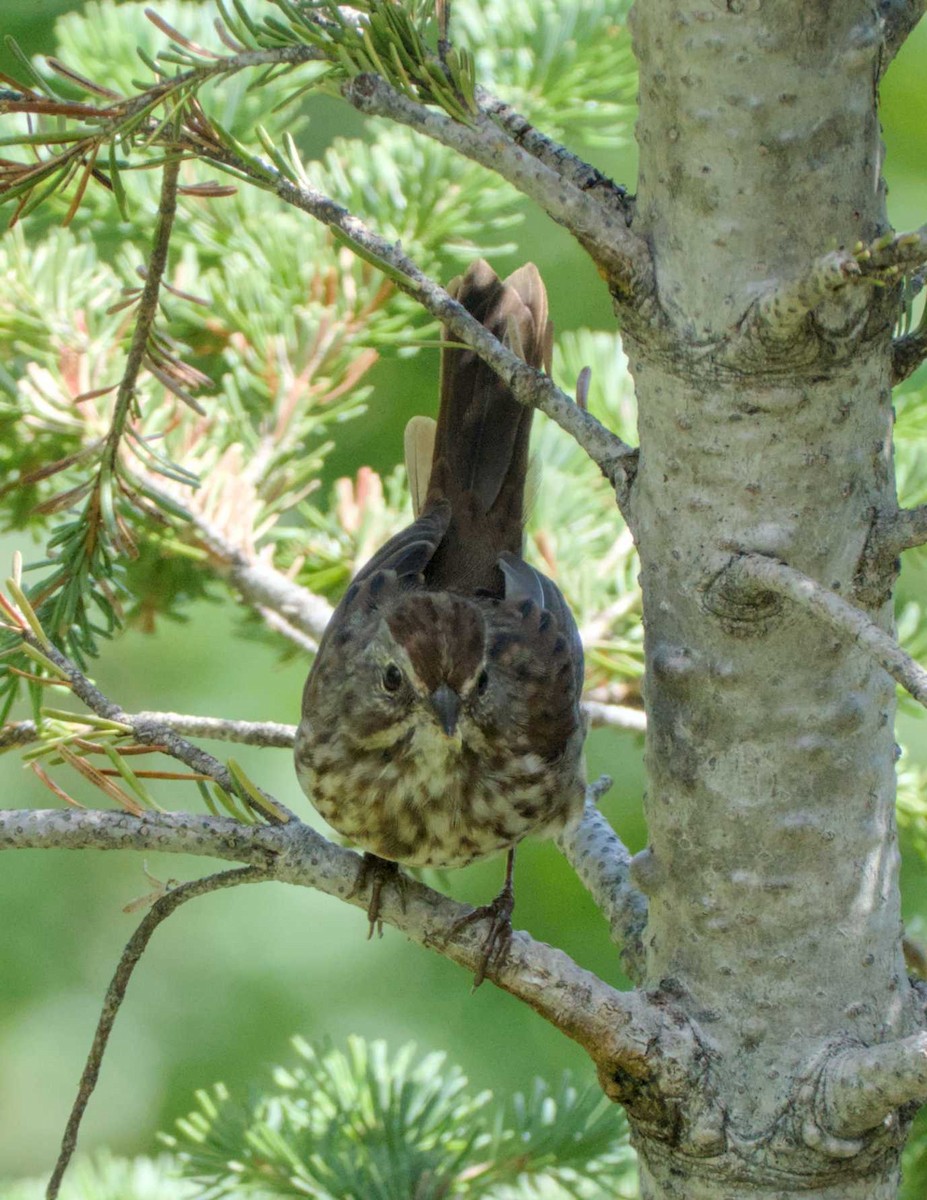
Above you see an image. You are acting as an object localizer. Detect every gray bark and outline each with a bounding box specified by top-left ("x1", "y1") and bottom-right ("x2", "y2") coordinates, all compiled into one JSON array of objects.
[{"x1": 611, "y1": 0, "x2": 923, "y2": 1195}]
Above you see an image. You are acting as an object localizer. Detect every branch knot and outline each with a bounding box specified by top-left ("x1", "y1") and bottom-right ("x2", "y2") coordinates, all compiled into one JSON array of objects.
[{"x1": 702, "y1": 556, "x2": 785, "y2": 635}]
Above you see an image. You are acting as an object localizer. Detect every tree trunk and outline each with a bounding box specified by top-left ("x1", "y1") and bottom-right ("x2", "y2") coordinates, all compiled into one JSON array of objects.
[{"x1": 612, "y1": 1, "x2": 920, "y2": 1195}]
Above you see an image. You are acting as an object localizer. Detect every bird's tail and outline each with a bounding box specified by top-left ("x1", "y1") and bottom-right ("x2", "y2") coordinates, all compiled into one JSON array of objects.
[{"x1": 412, "y1": 259, "x2": 552, "y2": 592}]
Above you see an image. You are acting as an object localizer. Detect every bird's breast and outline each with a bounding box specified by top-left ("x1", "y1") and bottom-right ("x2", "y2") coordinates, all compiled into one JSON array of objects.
[{"x1": 299, "y1": 714, "x2": 580, "y2": 870}]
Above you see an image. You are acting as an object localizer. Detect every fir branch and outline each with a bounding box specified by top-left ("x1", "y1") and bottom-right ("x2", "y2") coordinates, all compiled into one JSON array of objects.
[
  {"x1": 341, "y1": 72, "x2": 646, "y2": 291},
  {"x1": 2, "y1": 700, "x2": 646, "y2": 758},
  {"x1": 102, "y1": 155, "x2": 181, "y2": 476},
  {"x1": 2, "y1": 157, "x2": 187, "y2": 673},
  {"x1": 743, "y1": 227, "x2": 927, "y2": 343},
  {"x1": 0, "y1": 44, "x2": 325, "y2": 220},
  {"x1": 0, "y1": 720, "x2": 39, "y2": 750},
  {"x1": 4, "y1": 25, "x2": 643, "y2": 284},
  {"x1": 0, "y1": 626, "x2": 695, "y2": 1101},
  {"x1": 166, "y1": 1035, "x2": 635, "y2": 1197},
  {"x1": 857, "y1": 504, "x2": 927, "y2": 601},
  {"x1": 557, "y1": 777, "x2": 647, "y2": 981},
  {"x1": 716, "y1": 553, "x2": 927, "y2": 709},
  {"x1": 123, "y1": 713, "x2": 296, "y2": 747},
  {"x1": 250, "y1": 605, "x2": 320, "y2": 654},
  {"x1": 46, "y1": 865, "x2": 272, "y2": 1200},
  {"x1": 12, "y1": 627, "x2": 298, "y2": 823},
  {"x1": 180, "y1": 132, "x2": 638, "y2": 495}
]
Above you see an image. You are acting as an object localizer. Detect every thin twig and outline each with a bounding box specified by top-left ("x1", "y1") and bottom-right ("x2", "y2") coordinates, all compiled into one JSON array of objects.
[
  {"x1": 0, "y1": 720, "x2": 38, "y2": 750},
  {"x1": 131, "y1": 712, "x2": 296, "y2": 746},
  {"x1": 190, "y1": 513, "x2": 333, "y2": 643},
  {"x1": 2, "y1": 701, "x2": 643, "y2": 756},
  {"x1": 46, "y1": 865, "x2": 271, "y2": 1199},
  {"x1": 253, "y1": 605, "x2": 320, "y2": 654},
  {"x1": 729, "y1": 553, "x2": 927, "y2": 708},
  {"x1": 103, "y1": 156, "x2": 181, "y2": 472}
]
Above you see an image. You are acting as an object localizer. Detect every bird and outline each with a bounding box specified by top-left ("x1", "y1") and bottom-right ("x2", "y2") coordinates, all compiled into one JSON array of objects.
[{"x1": 294, "y1": 259, "x2": 586, "y2": 984}]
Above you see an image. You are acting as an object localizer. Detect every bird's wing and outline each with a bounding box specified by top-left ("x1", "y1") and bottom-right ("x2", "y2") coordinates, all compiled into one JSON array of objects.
[
  {"x1": 353, "y1": 499, "x2": 451, "y2": 585},
  {"x1": 498, "y1": 551, "x2": 585, "y2": 694},
  {"x1": 311, "y1": 501, "x2": 452, "y2": 662}
]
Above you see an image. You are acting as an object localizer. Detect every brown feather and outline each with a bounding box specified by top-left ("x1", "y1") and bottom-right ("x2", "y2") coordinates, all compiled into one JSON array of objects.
[
  {"x1": 424, "y1": 260, "x2": 552, "y2": 595},
  {"x1": 404, "y1": 415, "x2": 437, "y2": 518}
]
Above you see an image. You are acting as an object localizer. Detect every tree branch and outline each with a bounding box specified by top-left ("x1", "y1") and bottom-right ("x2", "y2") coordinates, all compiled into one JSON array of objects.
[
  {"x1": 557, "y1": 778, "x2": 647, "y2": 982},
  {"x1": 190, "y1": 513, "x2": 333, "y2": 646},
  {"x1": 891, "y1": 329, "x2": 927, "y2": 386},
  {"x1": 183, "y1": 134, "x2": 638, "y2": 500},
  {"x1": 3, "y1": 698, "x2": 644, "y2": 757},
  {"x1": 870, "y1": 505, "x2": 927, "y2": 563},
  {"x1": 46, "y1": 864, "x2": 272, "y2": 1200},
  {"x1": 0, "y1": 41, "x2": 639, "y2": 500},
  {"x1": 0, "y1": 624, "x2": 694, "y2": 1125},
  {"x1": 879, "y1": 1, "x2": 926, "y2": 76},
  {"x1": 718, "y1": 553, "x2": 927, "y2": 708},
  {"x1": 856, "y1": 505, "x2": 927, "y2": 604},
  {"x1": 474, "y1": 87, "x2": 632, "y2": 211},
  {"x1": 583, "y1": 700, "x2": 647, "y2": 733},
  {"x1": 341, "y1": 73, "x2": 647, "y2": 295},
  {"x1": 887, "y1": 505, "x2": 927, "y2": 554},
  {"x1": 102, "y1": 156, "x2": 181, "y2": 475},
  {"x1": 0, "y1": 806, "x2": 690, "y2": 1087},
  {"x1": 822, "y1": 1032, "x2": 927, "y2": 1138},
  {"x1": 132, "y1": 712, "x2": 297, "y2": 747},
  {"x1": 0, "y1": 628, "x2": 673, "y2": 1072},
  {"x1": 0, "y1": 720, "x2": 40, "y2": 750},
  {"x1": 740, "y1": 227, "x2": 927, "y2": 342}
]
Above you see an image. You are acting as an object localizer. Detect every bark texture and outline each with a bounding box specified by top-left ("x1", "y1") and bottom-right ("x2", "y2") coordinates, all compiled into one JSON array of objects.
[{"x1": 611, "y1": 1, "x2": 921, "y2": 1195}]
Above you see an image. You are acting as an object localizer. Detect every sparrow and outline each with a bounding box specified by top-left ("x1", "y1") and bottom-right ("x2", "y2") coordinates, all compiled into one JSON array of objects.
[{"x1": 295, "y1": 259, "x2": 586, "y2": 983}]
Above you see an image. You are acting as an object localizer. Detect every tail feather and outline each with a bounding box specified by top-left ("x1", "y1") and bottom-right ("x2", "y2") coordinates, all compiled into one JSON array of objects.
[{"x1": 423, "y1": 260, "x2": 552, "y2": 593}]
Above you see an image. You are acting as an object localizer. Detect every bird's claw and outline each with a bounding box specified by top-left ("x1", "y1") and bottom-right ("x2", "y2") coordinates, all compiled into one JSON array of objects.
[
  {"x1": 450, "y1": 879, "x2": 515, "y2": 988},
  {"x1": 349, "y1": 853, "x2": 406, "y2": 938}
]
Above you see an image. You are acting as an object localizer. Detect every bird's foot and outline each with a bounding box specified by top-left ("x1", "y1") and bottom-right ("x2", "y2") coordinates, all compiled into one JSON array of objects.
[
  {"x1": 450, "y1": 872, "x2": 515, "y2": 989},
  {"x1": 349, "y1": 853, "x2": 406, "y2": 938}
]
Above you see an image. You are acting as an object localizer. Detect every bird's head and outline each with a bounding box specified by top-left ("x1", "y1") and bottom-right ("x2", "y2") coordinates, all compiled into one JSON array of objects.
[{"x1": 342, "y1": 592, "x2": 491, "y2": 752}]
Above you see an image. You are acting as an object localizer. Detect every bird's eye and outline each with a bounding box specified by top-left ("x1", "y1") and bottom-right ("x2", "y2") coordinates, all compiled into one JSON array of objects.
[
  {"x1": 476, "y1": 668, "x2": 489, "y2": 696},
  {"x1": 383, "y1": 663, "x2": 403, "y2": 693}
]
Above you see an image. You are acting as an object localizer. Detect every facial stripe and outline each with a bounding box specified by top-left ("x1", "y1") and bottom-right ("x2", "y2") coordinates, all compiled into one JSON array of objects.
[{"x1": 386, "y1": 594, "x2": 485, "y2": 692}]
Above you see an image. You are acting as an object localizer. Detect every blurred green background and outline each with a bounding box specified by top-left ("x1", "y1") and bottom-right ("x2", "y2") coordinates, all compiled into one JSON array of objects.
[{"x1": 1, "y1": 1, "x2": 926, "y2": 1184}]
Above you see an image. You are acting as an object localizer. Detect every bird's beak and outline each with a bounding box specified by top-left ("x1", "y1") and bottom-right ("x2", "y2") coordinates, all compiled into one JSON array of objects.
[{"x1": 429, "y1": 682, "x2": 461, "y2": 738}]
